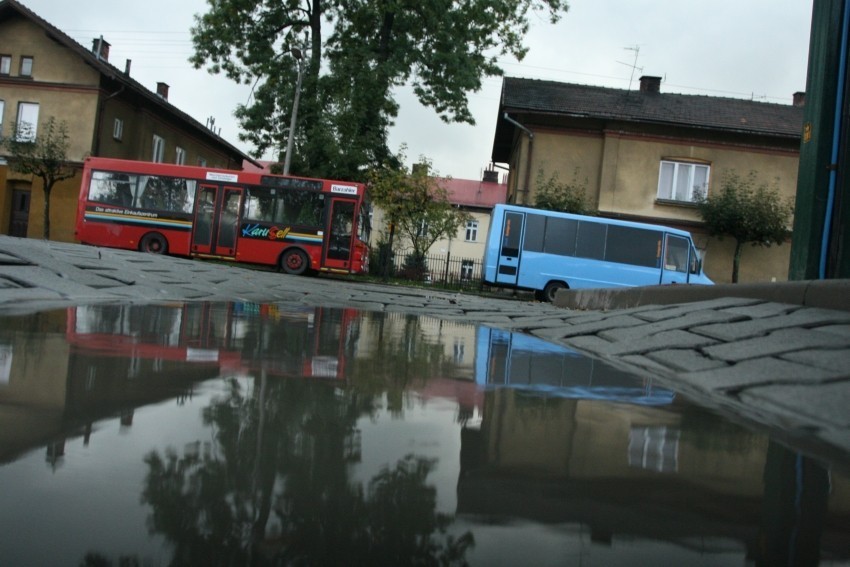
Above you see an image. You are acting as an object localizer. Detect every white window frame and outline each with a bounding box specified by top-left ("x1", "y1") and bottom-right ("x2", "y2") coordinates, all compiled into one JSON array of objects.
[
  {"x1": 112, "y1": 118, "x2": 123, "y2": 141},
  {"x1": 152, "y1": 134, "x2": 165, "y2": 163},
  {"x1": 657, "y1": 160, "x2": 710, "y2": 203},
  {"x1": 15, "y1": 102, "x2": 39, "y2": 141},
  {"x1": 0, "y1": 99, "x2": 5, "y2": 135},
  {"x1": 464, "y1": 219, "x2": 479, "y2": 242},
  {"x1": 20, "y1": 56, "x2": 33, "y2": 77},
  {"x1": 0, "y1": 55, "x2": 10, "y2": 75},
  {"x1": 175, "y1": 146, "x2": 186, "y2": 165},
  {"x1": 460, "y1": 259, "x2": 474, "y2": 281}
]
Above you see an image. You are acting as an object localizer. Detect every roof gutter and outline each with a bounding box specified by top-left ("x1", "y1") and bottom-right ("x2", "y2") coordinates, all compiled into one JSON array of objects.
[{"x1": 503, "y1": 113, "x2": 534, "y2": 205}]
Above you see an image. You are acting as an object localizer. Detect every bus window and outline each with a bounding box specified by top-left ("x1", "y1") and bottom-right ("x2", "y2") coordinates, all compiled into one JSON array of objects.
[
  {"x1": 500, "y1": 212, "x2": 524, "y2": 257},
  {"x1": 543, "y1": 216, "x2": 577, "y2": 256},
  {"x1": 664, "y1": 235, "x2": 689, "y2": 272},
  {"x1": 523, "y1": 213, "x2": 546, "y2": 253},
  {"x1": 89, "y1": 171, "x2": 139, "y2": 207},
  {"x1": 575, "y1": 221, "x2": 606, "y2": 260},
  {"x1": 605, "y1": 225, "x2": 662, "y2": 268}
]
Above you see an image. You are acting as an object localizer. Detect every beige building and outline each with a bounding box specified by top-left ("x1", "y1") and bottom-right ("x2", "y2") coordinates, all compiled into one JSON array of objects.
[
  {"x1": 370, "y1": 171, "x2": 507, "y2": 282},
  {"x1": 491, "y1": 76, "x2": 804, "y2": 284},
  {"x1": 0, "y1": 0, "x2": 255, "y2": 242}
]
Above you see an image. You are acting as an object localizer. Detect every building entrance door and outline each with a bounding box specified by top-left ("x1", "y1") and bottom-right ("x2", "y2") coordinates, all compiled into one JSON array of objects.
[{"x1": 8, "y1": 189, "x2": 31, "y2": 237}]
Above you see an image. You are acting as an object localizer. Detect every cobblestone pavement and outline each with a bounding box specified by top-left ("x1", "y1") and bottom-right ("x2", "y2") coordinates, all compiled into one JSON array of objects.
[{"x1": 1, "y1": 235, "x2": 849, "y2": 469}]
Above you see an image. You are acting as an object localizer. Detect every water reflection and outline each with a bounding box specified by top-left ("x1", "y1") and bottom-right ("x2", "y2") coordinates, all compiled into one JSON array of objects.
[{"x1": 0, "y1": 302, "x2": 848, "y2": 565}]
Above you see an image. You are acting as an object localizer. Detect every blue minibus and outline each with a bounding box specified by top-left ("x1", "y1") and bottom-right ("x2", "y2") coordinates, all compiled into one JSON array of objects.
[{"x1": 483, "y1": 204, "x2": 713, "y2": 301}]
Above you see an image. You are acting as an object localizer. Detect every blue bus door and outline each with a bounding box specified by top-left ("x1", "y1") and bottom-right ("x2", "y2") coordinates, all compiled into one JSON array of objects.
[
  {"x1": 660, "y1": 234, "x2": 691, "y2": 284},
  {"x1": 495, "y1": 211, "x2": 525, "y2": 285}
]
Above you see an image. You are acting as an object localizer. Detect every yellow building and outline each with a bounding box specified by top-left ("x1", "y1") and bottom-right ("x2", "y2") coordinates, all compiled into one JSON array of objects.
[
  {"x1": 0, "y1": 0, "x2": 255, "y2": 242},
  {"x1": 491, "y1": 76, "x2": 805, "y2": 284}
]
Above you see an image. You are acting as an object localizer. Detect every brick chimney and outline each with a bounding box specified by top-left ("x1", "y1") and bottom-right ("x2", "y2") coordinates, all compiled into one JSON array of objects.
[
  {"x1": 793, "y1": 91, "x2": 806, "y2": 107},
  {"x1": 91, "y1": 38, "x2": 110, "y2": 62},
  {"x1": 639, "y1": 75, "x2": 662, "y2": 93},
  {"x1": 156, "y1": 82, "x2": 169, "y2": 100}
]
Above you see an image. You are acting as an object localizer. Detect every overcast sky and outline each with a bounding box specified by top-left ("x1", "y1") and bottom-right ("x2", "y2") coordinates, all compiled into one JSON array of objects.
[{"x1": 22, "y1": 0, "x2": 814, "y2": 181}]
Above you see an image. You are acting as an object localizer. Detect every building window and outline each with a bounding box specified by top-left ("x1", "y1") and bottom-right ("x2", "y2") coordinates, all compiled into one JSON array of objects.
[
  {"x1": 465, "y1": 220, "x2": 479, "y2": 242},
  {"x1": 113, "y1": 118, "x2": 123, "y2": 141},
  {"x1": 175, "y1": 146, "x2": 186, "y2": 165},
  {"x1": 16, "y1": 102, "x2": 39, "y2": 141},
  {"x1": 197, "y1": 156, "x2": 207, "y2": 167},
  {"x1": 19, "y1": 56, "x2": 33, "y2": 77},
  {"x1": 0, "y1": 99, "x2": 5, "y2": 134},
  {"x1": 0, "y1": 55, "x2": 10, "y2": 75},
  {"x1": 152, "y1": 134, "x2": 165, "y2": 163},
  {"x1": 657, "y1": 160, "x2": 710, "y2": 203}
]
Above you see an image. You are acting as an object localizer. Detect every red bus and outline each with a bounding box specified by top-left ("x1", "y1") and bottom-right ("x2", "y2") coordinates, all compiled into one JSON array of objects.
[{"x1": 74, "y1": 157, "x2": 370, "y2": 275}]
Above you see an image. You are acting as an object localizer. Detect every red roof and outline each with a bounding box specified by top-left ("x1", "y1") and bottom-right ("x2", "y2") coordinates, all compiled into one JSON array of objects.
[{"x1": 438, "y1": 177, "x2": 507, "y2": 209}]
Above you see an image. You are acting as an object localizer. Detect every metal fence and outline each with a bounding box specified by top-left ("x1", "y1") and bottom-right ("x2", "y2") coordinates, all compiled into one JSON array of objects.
[{"x1": 377, "y1": 249, "x2": 485, "y2": 292}]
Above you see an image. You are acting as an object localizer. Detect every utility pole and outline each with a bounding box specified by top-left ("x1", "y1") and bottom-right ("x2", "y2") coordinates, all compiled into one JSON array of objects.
[{"x1": 283, "y1": 40, "x2": 306, "y2": 176}]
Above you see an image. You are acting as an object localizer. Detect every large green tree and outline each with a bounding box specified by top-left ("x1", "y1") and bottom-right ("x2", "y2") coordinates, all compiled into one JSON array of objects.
[
  {"x1": 190, "y1": 0, "x2": 569, "y2": 180},
  {"x1": 697, "y1": 170, "x2": 794, "y2": 283},
  {"x1": 0, "y1": 117, "x2": 76, "y2": 240}
]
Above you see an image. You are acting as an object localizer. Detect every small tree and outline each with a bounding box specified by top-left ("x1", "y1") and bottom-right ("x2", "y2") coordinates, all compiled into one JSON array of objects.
[
  {"x1": 1, "y1": 117, "x2": 76, "y2": 239},
  {"x1": 368, "y1": 155, "x2": 470, "y2": 281},
  {"x1": 697, "y1": 170, "x2": 793, "y2": 283},
  {"x1": 533, "y1": 167, "x2": 593, "y2": 214}
]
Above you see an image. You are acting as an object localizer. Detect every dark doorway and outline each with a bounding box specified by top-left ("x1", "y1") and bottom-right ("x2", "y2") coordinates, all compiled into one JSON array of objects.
[{"x1": 9, "y1": 189, "x2": 31, "y2": 237}]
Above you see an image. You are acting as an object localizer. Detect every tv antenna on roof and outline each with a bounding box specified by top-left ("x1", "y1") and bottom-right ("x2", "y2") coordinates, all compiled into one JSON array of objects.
[{"x1": 617, "y1": 45, "x2": 643, "y2": 91}]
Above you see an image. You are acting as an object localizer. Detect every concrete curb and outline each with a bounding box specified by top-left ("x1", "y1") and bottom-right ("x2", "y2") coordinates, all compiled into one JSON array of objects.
[{"x1": 553, "y1": 279, "x2": 850, "y2": 312}]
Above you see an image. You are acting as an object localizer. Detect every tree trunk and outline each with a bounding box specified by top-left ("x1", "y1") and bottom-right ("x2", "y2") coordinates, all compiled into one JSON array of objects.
[
  {"x1": 42, "y1": 183, "x2": 52, "y2": 240},
  {"x1": 732, "y1": 240, "x2": 743, "y2": 283}
]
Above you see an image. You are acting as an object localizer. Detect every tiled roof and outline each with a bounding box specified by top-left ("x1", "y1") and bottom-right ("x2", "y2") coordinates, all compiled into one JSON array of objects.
[
  {"x1": 500, "y1": 77, "x2": 804, "y2": 137},
  {"x1": 438, "y1": 177, "x2": 507, "y2": 209}
]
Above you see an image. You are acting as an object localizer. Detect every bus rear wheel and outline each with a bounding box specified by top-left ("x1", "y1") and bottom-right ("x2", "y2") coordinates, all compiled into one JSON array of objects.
[
  {"x1": 281, "y1": 248, "x2": 309, "y2": 275},
  {"x1": 542, "y1": 281, "x2": 567, "y2": 303},
  {"x1": 139, "y1": 233, "x2": 168, "y2": 254}
]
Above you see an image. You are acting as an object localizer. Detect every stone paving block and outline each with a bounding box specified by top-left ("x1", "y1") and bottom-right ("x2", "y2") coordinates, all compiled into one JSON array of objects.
[
  {"x1": 738, "y1": 379, "x2": 850, "y2": 429},
  {"x1": 679, "y1": 357, "x2": 841, "y2": 392},
  {"x1": 599, "y1": 309, "x2": 746, "y2": 342},
  {"x1": 780, "y1": 349, "x2": 850, "y2": 373},
  {"x1": 694, "y1": 308, "x2": 850, "y2": 341},
  {"x1": 617, "y1": 354, "x2": 672, "y2": 375},
  {"x1": 811, "y1": 325, "x2": 850, "y2": 338},
  {"x1": 557, "y1": 334, "x2": 617, "y2": 357},
  {"x1": 631, "y1": 296, "x2": 760, "y2": 322},
  {"x1": 601, "y1": 329, "x2": 719, "y2": 356},
  {"x1": 702, "y1": 328, "x2": 850, "y2": 363},
  {"x1": 551, "y1": 314, "x2": 647, "y2": 338},
  {"x1": 721, "y1": 302, "x2": 801, "y2": 319},
  {"x1": 646, "y1": 349, "x2": 729, "y2": 373}
]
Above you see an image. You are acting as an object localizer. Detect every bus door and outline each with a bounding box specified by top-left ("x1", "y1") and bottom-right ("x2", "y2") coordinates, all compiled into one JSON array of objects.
[
  {"x1": 660, "y1": 234, "x2": 691, "y2": 284},
  {"x1": 495, "y1": 210, "x2": 525, "y2": 285},
  {"x1": 322, "y1": 197, "x2": 356, "y2": 271},
  {"x1": 192, "y1": 185, "x2": 242, "y2": 257}
]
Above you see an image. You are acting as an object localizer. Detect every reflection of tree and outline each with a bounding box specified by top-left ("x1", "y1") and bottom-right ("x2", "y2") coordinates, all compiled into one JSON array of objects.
[
  {"x1": 140, "y1": 374, "x2": 473, "y2": 565},
  {"x1": 349, "y1": 313, "x2": 456, "y2": 415}
]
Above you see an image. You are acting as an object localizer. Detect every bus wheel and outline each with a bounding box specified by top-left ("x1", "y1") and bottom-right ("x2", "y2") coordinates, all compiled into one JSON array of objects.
[
  {"x1": 139, "y1": 233, "x2": 168, "y2": 254},
  {"x1": 543, "y1": 281, "x2": 567, "y2": 302},
  {"x1": 281, "y1": 249, "x2": 309, "y2": 275}
]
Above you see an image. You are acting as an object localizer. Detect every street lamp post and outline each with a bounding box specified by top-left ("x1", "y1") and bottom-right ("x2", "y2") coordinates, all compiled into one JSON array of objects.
[{"x1": 282, "y1": 46, "x2": 304, "y2": 176}]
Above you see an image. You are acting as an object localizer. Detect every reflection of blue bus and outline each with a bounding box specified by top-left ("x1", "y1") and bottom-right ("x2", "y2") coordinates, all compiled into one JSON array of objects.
[
  {"x1": 483, "y1": 204, "x2": 713, "y2": 301},
  {"x1": 476, "y1": 327, "x2": 674, "y2": 406}
]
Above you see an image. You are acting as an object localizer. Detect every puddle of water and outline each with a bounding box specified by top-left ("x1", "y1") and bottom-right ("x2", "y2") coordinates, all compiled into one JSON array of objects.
[{"x1": 0, "y1": 302, "x2": 848, "y2": 566}]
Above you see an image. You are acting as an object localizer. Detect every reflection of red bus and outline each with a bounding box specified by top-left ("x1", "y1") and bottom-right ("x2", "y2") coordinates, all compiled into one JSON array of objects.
[
  {"x1": 66, "y1": 303, "x2": 359, "y2": 380},
  {"x1": 75, "y1": 157, "x2": 370, "y2": 276}
]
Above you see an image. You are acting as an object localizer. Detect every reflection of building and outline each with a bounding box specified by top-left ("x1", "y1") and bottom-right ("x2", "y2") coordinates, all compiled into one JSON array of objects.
[{"x1": 458, "y1": 330, "x2": 850, "y2": 560}]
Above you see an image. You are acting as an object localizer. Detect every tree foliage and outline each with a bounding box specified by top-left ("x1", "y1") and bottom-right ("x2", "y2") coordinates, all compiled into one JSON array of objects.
[
  {"x1": 190, "y1": 0, "x2": 569, "y2": 180},
  {"x1": 533, "y1": 167, "x2": 593, "y2": 214},
  {"x1": 696, "y1": 170, "x2": 794, "y2": 283},
  {"x1": 1, "y1": 117, "x2": 76, "y2": 239},
  {"x1": 368, "y1": 156, "x2": 470, "y2": 280}
]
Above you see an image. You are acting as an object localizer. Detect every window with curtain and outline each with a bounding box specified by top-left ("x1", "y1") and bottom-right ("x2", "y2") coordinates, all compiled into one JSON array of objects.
[
  {"x1": 16, "y1": 101, "x2": 39, "y2": 141},
  {"x1": 657, "y1": 160, "x2": 710, "y2": 203}
]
